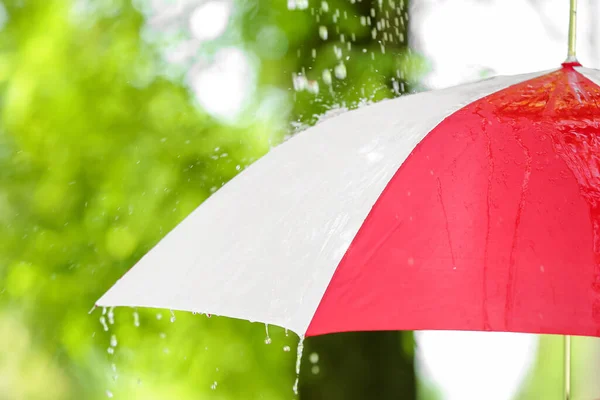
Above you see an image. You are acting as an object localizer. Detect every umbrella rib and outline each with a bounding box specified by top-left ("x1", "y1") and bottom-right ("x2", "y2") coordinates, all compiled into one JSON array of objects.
[
  {"x1": 436, "y1": 178, "x2": 457, "y2": 269},
  {"x1": 504, "y1": 127, "x2": 533, "y2": 329}
]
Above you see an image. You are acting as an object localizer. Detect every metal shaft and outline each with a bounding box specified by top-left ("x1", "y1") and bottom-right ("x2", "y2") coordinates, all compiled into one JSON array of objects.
[
  {"x1": 567, "y1": 0, "x2": 578, "y2": 61},
  {"x1": 564, "y1": 335, "x2": 571, "y2": 400}
]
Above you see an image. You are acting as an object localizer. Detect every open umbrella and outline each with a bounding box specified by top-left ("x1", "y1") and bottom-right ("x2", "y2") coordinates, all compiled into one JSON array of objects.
[{"x1": 98, "y1": 1, "x2": 596, "y2": 398}]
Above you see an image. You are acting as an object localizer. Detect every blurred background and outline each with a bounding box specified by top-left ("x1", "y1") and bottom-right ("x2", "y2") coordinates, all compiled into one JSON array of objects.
[{"x1": 0, "y1": 0, "x2": 599, "y2": 399}]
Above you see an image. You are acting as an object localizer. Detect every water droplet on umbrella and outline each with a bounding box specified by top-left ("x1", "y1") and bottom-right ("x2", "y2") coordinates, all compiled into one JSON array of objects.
[
  {"x1": 311, "y1": 365, "x2": 320, "y2": 374},
  {"x1": 283, "y1": 345, "x2": 291, "y2": 352},
  {"x1": 110, "y1": 334, "x2": 118, "y2": 347},
  {"x1": 211, "y1": 381, "x2": 218, "y2": 390},
  {"x1": 106, "y1": 390, "x2": 113, "y2": 398},
  {"x1": 170, "y1": 310, "x2": 176, "y2": 323},
  {"x1": 309, "y1": 352, "x2": 319, "y2": 363},
  {"x1": 133, "y1": 311, "x2": 140, "y2": 327}
]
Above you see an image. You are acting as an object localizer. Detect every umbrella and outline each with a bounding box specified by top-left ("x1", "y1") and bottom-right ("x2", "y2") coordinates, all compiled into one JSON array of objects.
[{"x1": 98, "y1": 1, "x2": 596, "y2": 398}]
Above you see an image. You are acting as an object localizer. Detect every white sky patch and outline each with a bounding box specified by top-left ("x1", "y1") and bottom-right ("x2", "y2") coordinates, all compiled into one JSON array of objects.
[
  {"x1": 189, "y1": 0, "x2": 232, "y2": 42},
  {"x1": 416, "y1": 331, "x2": 538, "y2": 400},
  {"x1": 191, "y1": 48, "x2": 255, "y2": 121},
  {"x1": 411, "y1": 0, "x2": 599, "y2": 88}
]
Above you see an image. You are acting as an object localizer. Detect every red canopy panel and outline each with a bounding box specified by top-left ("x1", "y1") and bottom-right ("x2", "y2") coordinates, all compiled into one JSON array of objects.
[{"x1": 308, "y1": 65, "x2": 600, "y2": 337}]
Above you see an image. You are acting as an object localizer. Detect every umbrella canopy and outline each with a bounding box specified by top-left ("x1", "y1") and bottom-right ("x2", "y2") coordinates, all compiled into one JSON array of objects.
[{"x1": 97, "y1": 64, "x2": 600, "y2": 339}]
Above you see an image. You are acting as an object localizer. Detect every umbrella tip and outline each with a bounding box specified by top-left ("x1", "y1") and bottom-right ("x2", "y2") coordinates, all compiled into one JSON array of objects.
[{"x1": 562, "y1": 60, "x2": 582, "y2": 69}]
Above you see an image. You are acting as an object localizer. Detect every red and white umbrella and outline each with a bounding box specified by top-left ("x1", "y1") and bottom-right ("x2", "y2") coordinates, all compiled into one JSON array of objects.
[{"x1": 98, "y1": 61, "x2": 600, "y2": 340}]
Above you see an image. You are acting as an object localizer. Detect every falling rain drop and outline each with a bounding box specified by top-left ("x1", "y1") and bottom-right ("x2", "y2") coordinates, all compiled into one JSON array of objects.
[
  {"x1": 264, "y1": 323, "x2": 272, "y2": 344},
  {"x1": 110, "y1": 334, "x2": 118, "y2": 347},
  {"x1": 319, "y1": 26, "x2": 328, "y2": 40},
  {"x1": 287, "y1": 0, "x2": 308, "y2": 9},
  {"x1": 334, "y1": 63, "x2": 347, "y2": 79},
  {"x1": 333, "y1": 45, "x2": 342, "y2": 59},
  {"x1": 322, "y1": 69, "x2": 332, "y2": 85},
  {"x1": 321, "y1": 1, "x2": 328, "y2": 11},
  {"x1": 100, "y1": 316, "x2": 109, "y2": 332},
  {"x1": 107, "y1": 307, "x2": 115, "y2": 325},
  {"x1": 292, "y1": 336, "x2": 305, "y2": 395},
  {"x1": 307, "y1": 80, "x2": 319, "y2": 94},
  {"x1": 133, "y1": 311, "x2": 140, "y2": 327},
  {"x1": 211, "y1": 381, "x2": 218, "y2": 390},
  {"x1": 111, "y1": 363, "x2": 118, "y2": 382}
]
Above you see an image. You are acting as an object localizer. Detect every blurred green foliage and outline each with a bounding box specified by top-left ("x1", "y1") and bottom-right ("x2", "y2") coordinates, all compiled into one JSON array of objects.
[{"x1": 0, "y1": 0, "x2": 423, "y2": 398}]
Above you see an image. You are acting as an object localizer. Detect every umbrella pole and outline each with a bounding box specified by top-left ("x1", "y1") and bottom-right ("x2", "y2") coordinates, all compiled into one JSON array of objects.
[
  {"x1": 564, "y1": 1, "x2": 577, "y2": 393},
  {"x1": 564, "y1": 334, "x2": 571, "y2": 400},
  {"x1": 566, "y1": 0, "x2": 578, "y2": 62}
]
